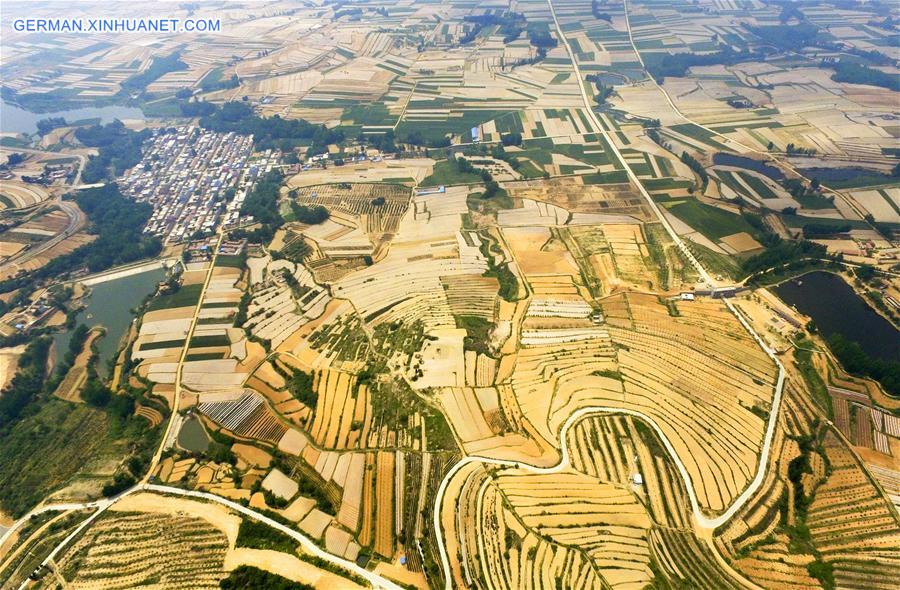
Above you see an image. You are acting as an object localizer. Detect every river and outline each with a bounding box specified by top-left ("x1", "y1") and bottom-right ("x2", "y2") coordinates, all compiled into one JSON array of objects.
[
  {"x1": 54, "y1": 267, "x2": 166, "y2": 379},
  {"x1": 773, "y1": 271, "x2": 899, "y2": 361},
  {"x1": 0, "y1": 99, "x2": 144, "y2": 135}
]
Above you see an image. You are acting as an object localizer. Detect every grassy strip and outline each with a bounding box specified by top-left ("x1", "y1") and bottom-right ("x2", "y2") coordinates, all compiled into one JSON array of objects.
[
  {"x1": 189, "y1": 334, "x2": 231, "y2": 348},
  {"x1": 793, "y1": 339, "x2": 833, "y2": 419},
  {"x1": 139, "y1": 339, "x2": 185, "y2": 351},
  {"x1": 146, "y1": 283, "x2": 203, "y2": 312},
  {"x1": 235, "y1": 519, "x2": 298, "y2": 554}
]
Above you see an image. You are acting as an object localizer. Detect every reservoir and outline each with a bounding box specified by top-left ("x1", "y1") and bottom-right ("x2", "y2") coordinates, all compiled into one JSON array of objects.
[
  {"x1": 0, "y1": 99, "x2": 145, "y2": 135},
  {"x1": 54, "y1": 267, "x2": 166, "y2": 379},
  {"x1": 773, "y1": 271, "x2": 899, "y2": 361}
]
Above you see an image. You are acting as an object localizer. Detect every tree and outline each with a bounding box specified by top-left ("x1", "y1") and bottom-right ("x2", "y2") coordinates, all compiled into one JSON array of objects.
[
  {"x1": 82, "y1": 377, "x2": 112, "y2": 407},
  {"x1": 501, "y1": 132, "x2": 522, "y2": 146},
  {"x1": 529, "y1": 30, "x2": 557, "y2": 49},
  {"x1": 36, "y1": 117, "x2": 67, "y2": 135},
  {"x1": 0, "y1": 338, "x2": 51, "y2": 429},
  {"x1": 290, "y1": 203, "x2": 329, "y2": 224}
]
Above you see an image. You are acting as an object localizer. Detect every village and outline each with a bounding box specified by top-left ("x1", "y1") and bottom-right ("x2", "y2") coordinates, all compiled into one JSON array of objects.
[{"x1": 119, "y1": 126, "x2": 263, "y2": 243}]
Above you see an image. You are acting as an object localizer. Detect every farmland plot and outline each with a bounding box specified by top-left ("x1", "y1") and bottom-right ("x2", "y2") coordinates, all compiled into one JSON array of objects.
[{"x1": 52, "y1": 511, "x2": 229, "y2": 589}]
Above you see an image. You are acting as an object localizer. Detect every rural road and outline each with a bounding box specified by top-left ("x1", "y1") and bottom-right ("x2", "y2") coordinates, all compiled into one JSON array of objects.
[
  {"x1": 5, "y1": 483, "x2": 403, "y2": 590},
  {"x1": 0, "y1": 146, "x2": 88, "y2": 272},
  {"x1": 144, "y1": 231, "x2": 225, "y2": 479},
  {"x1": 431, "y1": 2, "x2": 787, "y2": 588},
  {"x1": 0, "y1": 199, "x2": 85, "y2": 275}
]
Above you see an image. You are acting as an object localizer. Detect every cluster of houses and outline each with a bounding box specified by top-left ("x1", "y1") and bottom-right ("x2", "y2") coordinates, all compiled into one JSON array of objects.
[
  {"x1": 0, "y1": 296, "x2": 56, "y2": 336},
  {"x1": 118, "y1": 126, "x2": 279, "y2": 244}
]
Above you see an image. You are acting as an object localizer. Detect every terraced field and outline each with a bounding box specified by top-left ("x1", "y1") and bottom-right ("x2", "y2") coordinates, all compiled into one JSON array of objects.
[{"x1": 51, "y1": 511, "x2": 229, "y2": 590}]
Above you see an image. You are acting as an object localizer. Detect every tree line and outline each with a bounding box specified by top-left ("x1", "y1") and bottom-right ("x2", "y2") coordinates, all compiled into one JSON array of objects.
[
  {"x1": 829, "y1": 334, "x2": 900, "y2": 396},
  {"x1": 120, "y1": 51, "x2": 187, "y2": 96},
  {"x1": 198, "y1": 101, "x2": 344, "y2": 153}
]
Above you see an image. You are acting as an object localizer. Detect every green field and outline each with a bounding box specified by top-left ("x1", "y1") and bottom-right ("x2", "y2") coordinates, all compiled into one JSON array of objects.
[
  {"x1": 665, "y1": 199, "x2": 760, "y2": 241},
  {"x1": 189, "y1": 333, "x2": 231, "y2": 348},
  {"x1": 215, "y1": 254, "x2": 246, "y2": 268},
  {"x1": 139, "y1": 338, "x2": 185, "y2": 351},
  {"x1": 716, "y1": 170, "x2": 754, "y2": 200},
  {"x1": 341, "y1": 104, "x2": 397, "y2": 128},
  {"x1": 515, "y1": 158, "x2": 546, "y2": 178},
  {"x1": 185, "y1": 351, "x2": 225, "y2": 361},
  {"x1": 739, "y1": 172, "x2": 778, "y2": 199},
  {"x1": 669, "y1": 123, "x2": 730, "y2": 151},
  {"x1": 781, "y1": 214, "x2": 870, "y2": 230},
  {"x1": 397, "y1": 109, "x2": 513, "y2": 144},
  {"x1": 642, "y1": 178, "x2": 694, "y2": 191},
  {"x1": 146, "y1": 283, "x2": 203, "y2": 311},
  {"x1": 201, "y1": 301, "x2": 237, "y2": 309},
  {"x1": 420, "y1": 159, "x2": 485, "y2": 187},
  {"x1": 582, "y1": 171, "x2": 630, "y2": 184}
]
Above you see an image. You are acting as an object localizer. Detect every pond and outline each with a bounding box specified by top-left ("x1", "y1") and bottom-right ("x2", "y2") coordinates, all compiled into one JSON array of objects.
[
  {"x1": 713, "y1": 153, "x2": 784, "y2": 181},
  {"x1": 795, "y1": 166, "x2": 894, "y2": 189},
  {"x1": 0, "y1": 99, "x2": 145, "y2": 135},
  {"x1": 177, "y1": 416, "x2": 209, "y2": 453},
  {"x1": 54, "y1": 267, "x2": 166, "y2": 379},
  {"x1": 773, "y1": 271, "x2": 899, "y2": 362},
  {"x1": 590, "y1": 72, "x2": 629, "y2": 86}
]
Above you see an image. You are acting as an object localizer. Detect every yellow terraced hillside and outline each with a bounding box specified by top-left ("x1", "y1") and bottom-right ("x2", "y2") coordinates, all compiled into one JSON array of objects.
[
  {"x1": 496, "y1": 469, "x2": 654, "y2": 589},
  {"x1": 447, "y1": 413, "x2": 752, "y2": 590},
  {"x1": 507, "y1": 290, "x2": 777, "y2": 514},
  {"x1": 476, "y1": 476, "x2": 608, "y2": 590}
]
